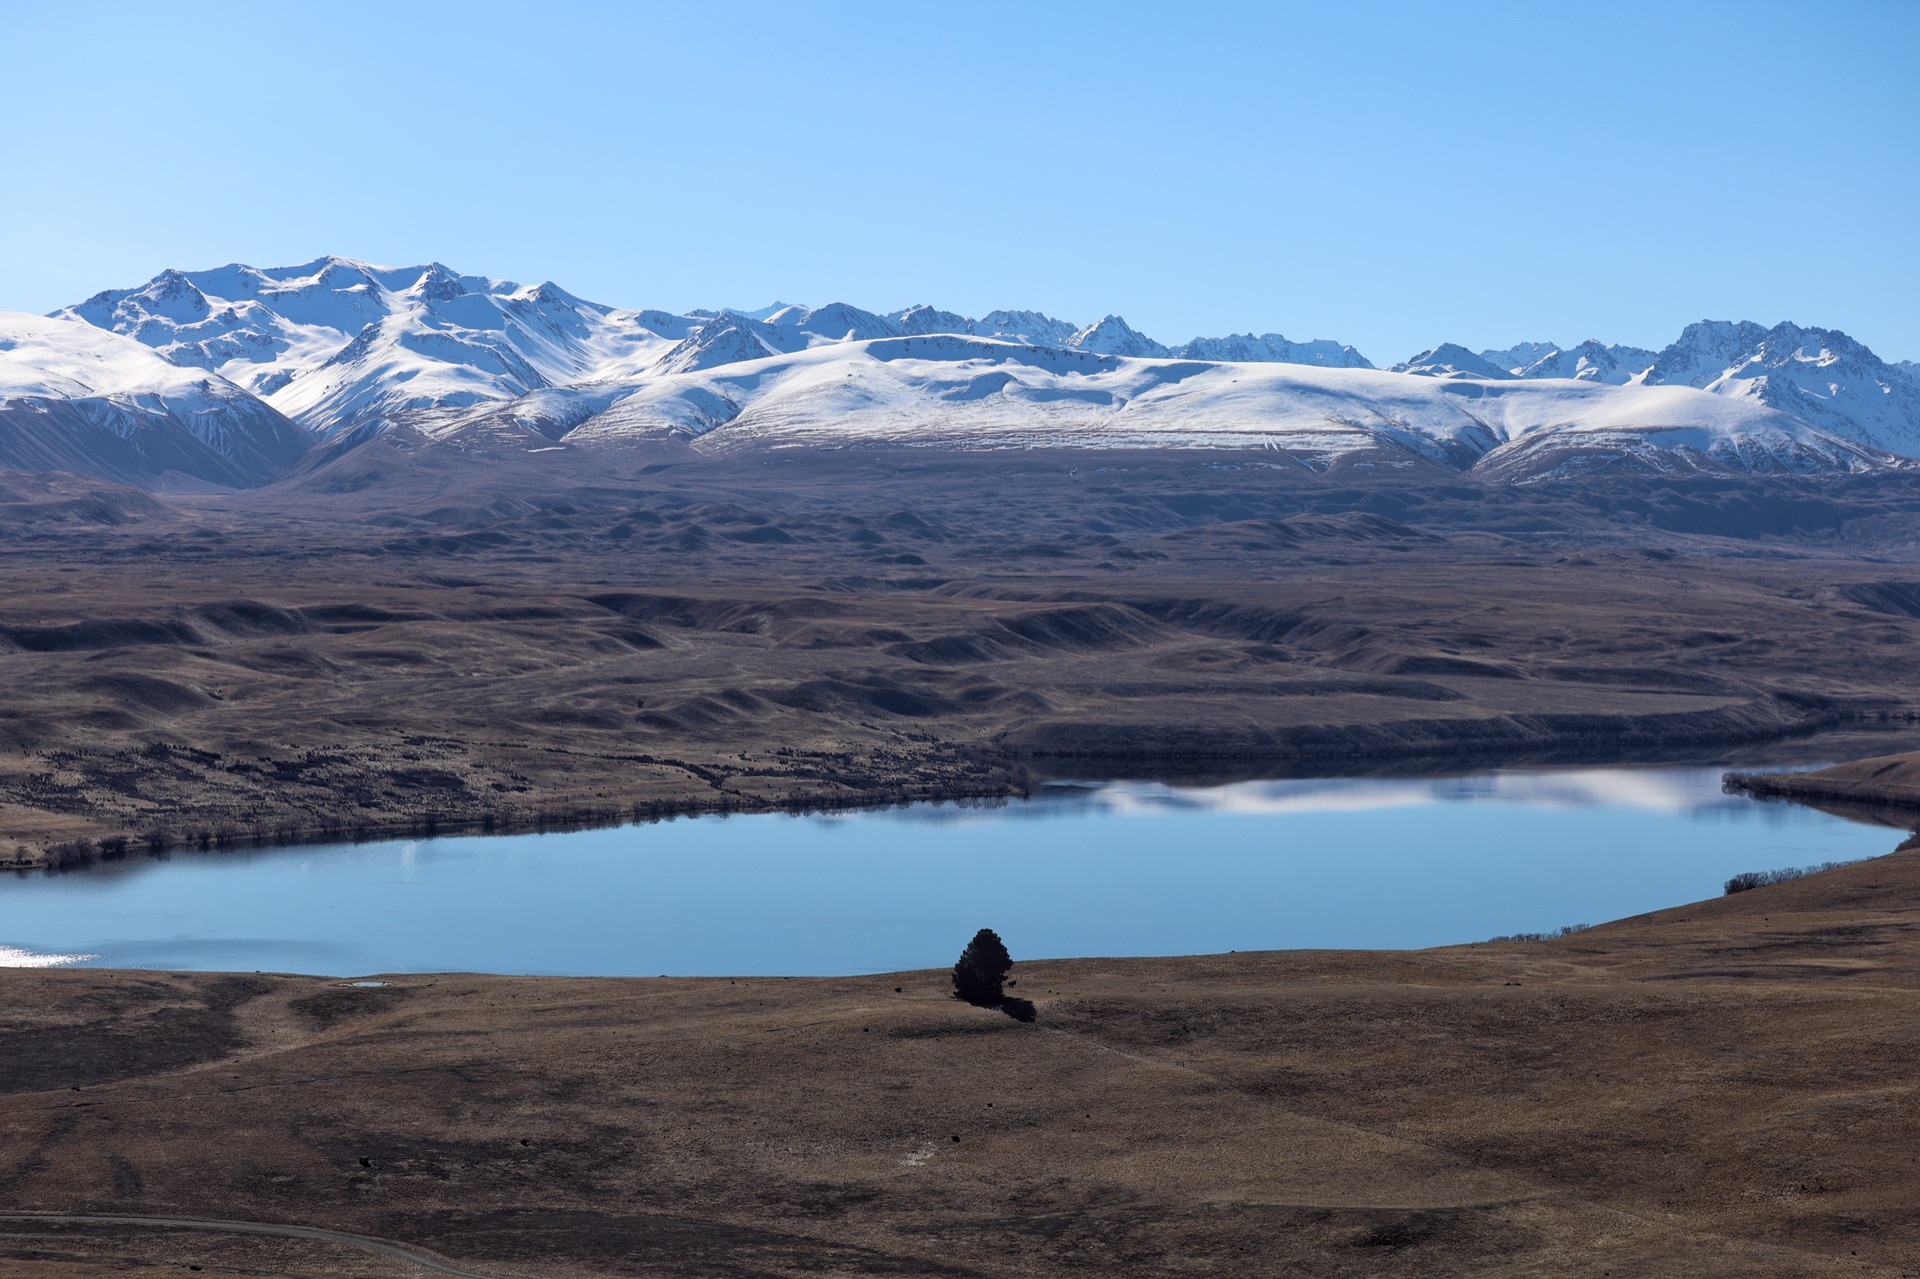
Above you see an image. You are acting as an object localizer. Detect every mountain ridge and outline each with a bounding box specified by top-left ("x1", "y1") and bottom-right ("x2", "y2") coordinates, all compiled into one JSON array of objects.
[{"x1": 2, "y1": 256, "x2": 1913, "y2": 487}]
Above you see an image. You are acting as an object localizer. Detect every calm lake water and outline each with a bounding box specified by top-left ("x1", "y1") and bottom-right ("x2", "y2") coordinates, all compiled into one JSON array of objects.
[{"x1": 0, "y1": 766, "x2": 1904, "y2": 977}]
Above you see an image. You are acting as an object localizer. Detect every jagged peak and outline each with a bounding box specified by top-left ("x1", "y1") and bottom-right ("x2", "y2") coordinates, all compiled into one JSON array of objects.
[
  {"x1": 1176, "y1": 332, "x2": 1374, "y2": 369},
  {"x1": 409, "y1": 262, "x2": 469, "y2": 302},
  {"x1": 1392, "y1": 343, "x2": 1514, "y2": 379},
  {"x1": 1068, "y1": 314, "x2": 1169, "y2": 357},
  {"x1": 31, "y1": 260, "x2": 1916, "y2": 467},
  {"x1": 652, "y1": 312, "x2": 784, "y2": 375},
  {"x1": 891, "y1": 305, "x2": 975, "y2": 336},
  {"x1": 514, "y1": 280, "x2": 587, "y2": 309},
  {"x1": 1480, "y1": 341, "x2": 1561, "y2": 373},
  {"x1": 977, "y1": 308, "x2": 1081, "y2": 345},
  {"x1": 796, "y1": 302, "x2": 901, "y2": 341}
]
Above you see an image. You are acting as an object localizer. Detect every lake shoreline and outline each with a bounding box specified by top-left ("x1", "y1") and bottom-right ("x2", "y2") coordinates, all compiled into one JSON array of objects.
[
  {"x1": 6, "y1": 762, "x2": 1906, "y2": 978},
  {"x1": 5, "y1": 849, "x2": 1920, "y2": 1276},
  {"x1": 7, "y1": 480, "x2": 1920, "y2": 883},
  {"x1": 15, "y1": 712, "x2": 1920, "y2": 874},
  {"x1": 1728, "y1": 753, "x2": 1920, "y2": 819}
]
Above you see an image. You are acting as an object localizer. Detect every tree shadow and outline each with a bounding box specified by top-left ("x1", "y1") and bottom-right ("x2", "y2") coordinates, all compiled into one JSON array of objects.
[{"x1": 997, "y1": 997, "x2": 1036, "y2": 1023}]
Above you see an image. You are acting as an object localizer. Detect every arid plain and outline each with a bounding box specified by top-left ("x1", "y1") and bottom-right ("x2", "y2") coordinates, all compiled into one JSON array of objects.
[
  {"x1": 5, "y1": 437, "x2": 1920, "y2": 863},
  {"x1": 7, "y1": 439, "x2": 1920, "y2": 1276}
]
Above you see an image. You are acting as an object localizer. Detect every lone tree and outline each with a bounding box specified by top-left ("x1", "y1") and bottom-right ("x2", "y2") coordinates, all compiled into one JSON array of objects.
[{"x1": 952, "y1": 928, "x2": 1013, "y2": 1005}]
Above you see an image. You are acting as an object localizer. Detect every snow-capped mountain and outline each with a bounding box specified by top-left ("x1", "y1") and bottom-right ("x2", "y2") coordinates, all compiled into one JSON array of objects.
[
  {"x1": 17, "y1": 256, "x2": 1918, "y2": 485},
  {"x1": 892, "y1": 305, "x2": 982, "y2": 337},
  {"x1": 765, "y1": 302, "x2": 904, "y2": 344},
  {"x1": 60, "y1": 265, "x2": 1403, "y2": 440},
  {"x1": 1177, "y1": 333, "x2": 1373, "y2": 368},
  {"x1": 652, "y1": 312, "x2": 803, "y2": 376},
  {"x1": 886, "y1": 306, "x2": 1368, "y2": 366},
  {"x1": 476, "y1": 333, "x2": 1900, "y2": 478},
  {"x1": 1066, "y1": 315, "x2": 1171, "y2": 358},
  {"x1": 57, "y1": 257, "x2": 686, "y2": 435},
  {"x1": 0, "y1": 312, "x2": 311, "y2": 487},
  {"x1": 976, "y1": 310, "x2": 1082, "y2": 347},
  {"x1": 1390, "y1": 344, "x2": 1516, "y2": 380},
  {"x1": 1637, "y1": 320, "x2": 1920, "y2": 455},
  {"x1": 1480, "y1": 342, "x2": 1560, "y2": 374},
  {"x1": 883, "y1": 305, "x2": 1110, "y2": 348},
  {"x1": 1511, "y1": 340, "x2": 1659, "y2": 385},
  {"x1": 703, "y1": 302, "x2": 798, "y2": 323}
]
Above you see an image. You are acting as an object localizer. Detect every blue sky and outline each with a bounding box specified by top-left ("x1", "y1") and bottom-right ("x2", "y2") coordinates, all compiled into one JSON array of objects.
[{"x1": 3, "y1": 0, "x2": 1915, "y2": 365}]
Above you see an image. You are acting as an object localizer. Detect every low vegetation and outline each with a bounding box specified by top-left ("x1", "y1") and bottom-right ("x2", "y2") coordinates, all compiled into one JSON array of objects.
[
  {"x1": 1487, "y1": 923, "x2": 1591, "y2": 943},
  {"x1": 1724, "y1": 859, "x2": 1866, "y2": 894}
]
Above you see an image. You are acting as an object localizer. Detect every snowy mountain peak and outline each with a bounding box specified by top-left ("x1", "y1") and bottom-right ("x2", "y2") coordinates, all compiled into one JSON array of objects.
[
  {"x1": 1392, "y1": 344, "x2": 1515, "y2": 380},
  {"x1": 518, "y1": 281, "x2": 586, "y2": 309},
  {"x1": 1638, "y1": 320, "x2": 1920, "y2": 454},
  {"x1": 408, "y1": 263, "x2": 470, "y2": 303},
  {"x1": 0, "y1": 311, "x2": 311, "y2": 487},
  {"x1": 756, "y1": 303, "x2": 903, "y2": 343},
  {"x1": 1639, "y1": 320, "x2": 1771, "y2": 389},
  {"x1": 130, "y1": 269, "x2": 213, "y2": 323},
  {"x1": 977, "y1": 309, "x2": 1081, "y2": 347},
  {"x1": 652, "y1": 312, "x2": 790, "y2": 375},
  {"x1": 1176, "y1": 333, "x2": 1373, "y2": 369},
  {"x1": 55, "y1": 258, "x2": 686, "y2": 431},
  {"x1": 1512, "y1": 340, "x2": 1659, "y2": 385},
  {"x1": 1069, "y1": 314, "x2": 1171, "y2": 358},
  {"x1": 28, "y1": 256, "x2": 1920, "y2": 481},
  {"x1": 1480, "y1": 341, "x2": 1561, "y2": 375},
  {"x1": 798, "y1": 303, "x2": 903, "y2": 343},
  {"x1": 891, "y1": 305, "x2": 977, "y2": 337}
]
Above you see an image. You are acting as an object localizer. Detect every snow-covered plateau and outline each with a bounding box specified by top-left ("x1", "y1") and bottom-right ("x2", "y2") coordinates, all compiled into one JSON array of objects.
[{"x1": 0, "y1": 255, "x2": 1911, "y2": 486}]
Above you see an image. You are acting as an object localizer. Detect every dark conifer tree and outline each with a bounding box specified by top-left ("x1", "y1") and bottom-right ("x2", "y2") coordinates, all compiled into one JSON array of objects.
[{"x1": 952, "y1": 928, "x2": 1012, "y2": 1005}]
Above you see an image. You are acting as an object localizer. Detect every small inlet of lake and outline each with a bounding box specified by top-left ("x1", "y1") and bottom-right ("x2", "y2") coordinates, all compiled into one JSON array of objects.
[{"x1": 0, "y1": 765, "x2": 1905, "y2": 977}]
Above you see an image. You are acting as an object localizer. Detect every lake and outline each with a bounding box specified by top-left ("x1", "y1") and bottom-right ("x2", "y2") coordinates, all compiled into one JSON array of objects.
[{"x1": 0, "y1": 765, "x2": 1904, "y2": 977}]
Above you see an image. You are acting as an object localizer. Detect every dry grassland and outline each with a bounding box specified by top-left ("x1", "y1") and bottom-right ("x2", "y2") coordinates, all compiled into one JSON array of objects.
[{"x1": 3, "y1": 844, "x2": 1920, "y2": 1276}]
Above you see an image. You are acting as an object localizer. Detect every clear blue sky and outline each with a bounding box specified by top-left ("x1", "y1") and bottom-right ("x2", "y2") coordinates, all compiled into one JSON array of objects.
[{"x1": 3, "y1": 0, "x2": 1915, "y2": 365}]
